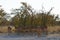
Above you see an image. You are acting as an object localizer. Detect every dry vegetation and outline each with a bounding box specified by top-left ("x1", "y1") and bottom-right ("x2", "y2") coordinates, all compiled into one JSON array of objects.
[
  {"x1": 0, "y1": 2, "x2": 60, "y2": 36},
  {"x1": 0, "y1": 26, "x2": 15, "y2": 33},
  {"x1": 0, "y1": 26, "x2": 60, "y2": 34},
  {"x1": 48, "y1": 26, "x2": 60, "y2": 33}
]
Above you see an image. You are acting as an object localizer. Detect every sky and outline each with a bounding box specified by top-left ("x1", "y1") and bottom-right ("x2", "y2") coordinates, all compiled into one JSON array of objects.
[{"x1": 0, "y1": 0, "x2": 60, "y2": 17}]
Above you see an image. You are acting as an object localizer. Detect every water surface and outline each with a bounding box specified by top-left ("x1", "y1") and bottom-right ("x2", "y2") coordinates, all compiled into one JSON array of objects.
[{"x1": 0, "y1": 33, "x2": 60, "y2": 40}]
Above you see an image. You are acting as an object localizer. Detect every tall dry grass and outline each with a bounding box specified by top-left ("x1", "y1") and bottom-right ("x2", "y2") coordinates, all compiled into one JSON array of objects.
[
  {"x1": 0, "y1": 26, "x2": 60, "y2": 34},
  {"x1": 47, "y1": 26, "x2": 60, "y2": 33}
]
